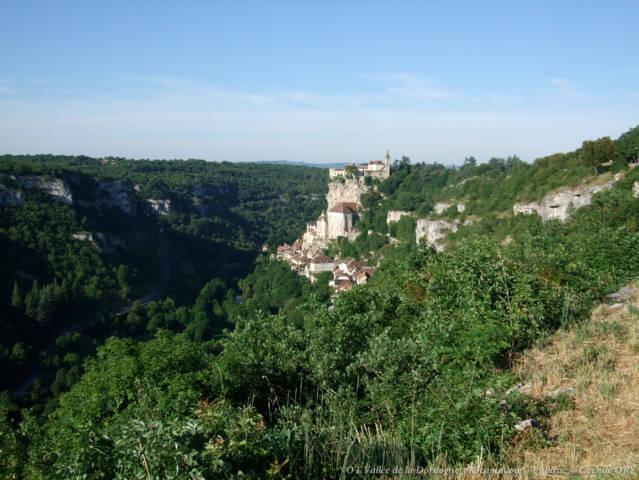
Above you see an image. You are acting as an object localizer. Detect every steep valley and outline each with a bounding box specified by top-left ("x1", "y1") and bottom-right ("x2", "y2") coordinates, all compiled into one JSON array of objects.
[{"x1": 2, "y1": 125, "x2": 639, "y2": 479}]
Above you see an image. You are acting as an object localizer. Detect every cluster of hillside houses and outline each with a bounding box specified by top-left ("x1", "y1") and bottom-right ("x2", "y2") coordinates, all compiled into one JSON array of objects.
[
  {"x1": 272, "y1": 152, "x2": 391, "y2": 298},
  {"x1": 276, "y1": 242, "x2": 376, "y2": 298}
]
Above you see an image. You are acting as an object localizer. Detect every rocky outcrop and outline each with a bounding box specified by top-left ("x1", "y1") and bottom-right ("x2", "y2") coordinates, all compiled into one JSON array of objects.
[
  {"x1": 147, "y1": 199, "x2": 172, "y2": 216},
  {"x1": 72, "y1": 232, "x2": 94, "y2": 242},
  {"x1": 96, "y1": 180, "x2": 137, "y2": 215},
  {"x1": 513, "y1": 180, "x2": 616, "y2": 222},
  {"x1": 434, "y1": 201, "x2": 465, "y2": 215},
  {"x1": 69, "y1": 176, "x2": 138, "y2": 215},
  {"x1": 633, "y1": 181, "x2": 639, "y2": 198},
  {"x1": 326, "y1": 178, "x2": 368, "y2": 210},
  {"x1": 415, "y1": 218, "x2": 459, "y2": 251},
  {"x1": 72, "y1": 231, "x2": 126, "y2": 253},
  {"x1": 608, "y1": 286, "x2": 637, "y2": 303},
  {"x1": 5, "y1": 175, "x2": 73, "y2": 204},
  {"x1": 301, "y1": 178, "x2": 368, "y2": 255},
  {"x1": 386, "y1": 210, "x2": 416, "y2": 225},
  {"x1": 0, "y1": 184, "x2": 24, "y2": 205}
]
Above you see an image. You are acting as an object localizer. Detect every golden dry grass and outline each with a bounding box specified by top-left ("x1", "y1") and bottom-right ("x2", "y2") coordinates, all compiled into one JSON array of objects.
[
  {"x1": 356, "y1": 286, "x2": 639, "y2": 480},
  {"x1": 427, "y1": 284, "x2": 639, "y2": 480},
  {"x1": 499, "y1": 283, "x2": 639, "y2": 479}
]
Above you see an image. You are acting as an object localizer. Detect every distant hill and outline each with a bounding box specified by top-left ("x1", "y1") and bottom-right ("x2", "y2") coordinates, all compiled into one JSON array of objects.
[{"x1": 253, "y1": 160, "x2": 343, "y2": 168}]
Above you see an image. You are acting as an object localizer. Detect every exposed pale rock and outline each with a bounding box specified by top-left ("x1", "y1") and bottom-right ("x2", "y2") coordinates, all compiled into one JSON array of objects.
[
  {"x1": 96, "y1": 180, "x2": 137, "y2": 215},
  {"x1": 9, "y1": 175, "x2": 73, "y2": 204},
  {"x1": 415, "y1": 218, "x2": 459, "y2": 251},
  {"x1": 513, "y1": 180, "x2": 616, "y2": 222},
  {"x1": 633, "y1": 181, "x2": 639, "y2": 198},
  {"x1": 303, "y1": 179, "x2": 367, "y2": 253},
  {"x1": 326, "y1": 178, "x2": 368, "y2": 210},
  {"x1": 608, "y1": 303, "x2": 626, "y2": 313},
  {"x1": 434, "y1": 202, "x2": 465, "y2": 215},
  {"x1": 608, "y1": 286, "x2": 637, "y2": 302},
  {"x1": 386, "y1": 210, "x2": 416, "y2": 224},
  {"x1": 514, "y1": 419, "x2": 537, "y2": 431},
  {"x1": 0, "y1": 184, "x2": 24, "y2": 205},
  {"x1": 72, "y1": 232, "x2": 94, "y2": 242},
  {"x1": 500, "y1": 382, "x2": 533, "y2": 404},
  {"x1": 147, "y1": 199, "x2": 172, "y2": 215}
]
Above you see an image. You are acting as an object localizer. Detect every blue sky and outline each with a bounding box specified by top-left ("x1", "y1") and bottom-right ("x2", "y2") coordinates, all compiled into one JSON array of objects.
[{"x1": 1, "y1": 1, "x2": 638, "y2": 165}]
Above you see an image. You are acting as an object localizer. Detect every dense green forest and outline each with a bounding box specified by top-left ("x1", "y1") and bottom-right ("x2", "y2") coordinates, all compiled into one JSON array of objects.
[
  {"x1": 0, "y1": 156, "x2": 327, "y2": 416},
  {"x1": 1, "y1": 125, "x2": 639, "y2": 478}
]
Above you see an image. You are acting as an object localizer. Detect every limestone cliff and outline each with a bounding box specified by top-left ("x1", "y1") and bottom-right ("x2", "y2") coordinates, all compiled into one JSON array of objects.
[
  {"x1": 386, "y1": 210, "x2": 416, "y2": 225},
  {"x1": 415, "y1": 218, "x2": 459, "y2": 251},
  {"x1": 513, "y1": 179, "x2": 616, "y2": 222},
  {"x1": 434, "y1": 201, "x2": 465, "y2": 214},
  {"x1": 67, "y1": 176, "x2": 138, "y2": 215},
  {"x1": 147, "y1": 199, "x2": 172, "y2": 216},
  {"x1": 0, "y1": 183, "x2": 24, "y2": 206},
  {"x1": 301, "y1": 178, "x2": 369, "y2": 255},
  {"x1": 326, "y1": 178, "x2": 368, "y2": 210},
  {"x1": 94, "y1": 179, "x2": 138, "y2": 215},
  {"x1": 3, "y1": 175, "x2": 74, "y2": 204}
]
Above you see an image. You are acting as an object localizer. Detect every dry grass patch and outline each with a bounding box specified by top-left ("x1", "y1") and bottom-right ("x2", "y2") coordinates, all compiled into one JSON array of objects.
[
  {"x1": 505, "y1": 284, "x2": 639, "y2": 477},
  {"x1": 351, "y1": 287, "x2": 639, "y2": 480}
]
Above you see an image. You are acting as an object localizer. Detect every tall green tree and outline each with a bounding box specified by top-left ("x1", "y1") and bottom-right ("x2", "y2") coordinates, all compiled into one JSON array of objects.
[{"x1": 11, "y1": 282, "x2": 22, "y2": 308}]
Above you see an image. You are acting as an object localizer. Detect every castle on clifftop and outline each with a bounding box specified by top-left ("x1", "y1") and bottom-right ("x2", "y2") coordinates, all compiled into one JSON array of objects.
[
  {"x1": 328, "y1": 150, "x2": 391, "y2": 180},
  {"x1": 275, "y1": 151, "x2": 390, "y2": 290}
]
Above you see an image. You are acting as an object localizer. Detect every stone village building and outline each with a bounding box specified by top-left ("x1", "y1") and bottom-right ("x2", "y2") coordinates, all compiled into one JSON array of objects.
[{"x1": 275, "y1": 152, "x2": 388, "y2": 295}]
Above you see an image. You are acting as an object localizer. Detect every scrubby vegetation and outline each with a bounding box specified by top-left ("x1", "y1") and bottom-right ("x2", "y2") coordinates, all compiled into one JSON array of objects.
[{"x1": 1, "y1": 126, "x2": 639, "y2": 478}]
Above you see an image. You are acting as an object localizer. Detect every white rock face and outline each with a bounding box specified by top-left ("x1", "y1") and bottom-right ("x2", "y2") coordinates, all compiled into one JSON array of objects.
[
  {"x1": 10, "y1": 176, "x2": 73, "y2": 204},
  {"x1": 326, "y1": 178, "x2": 368, "y2": 210},
  {"x1": 97, "y1": 180, "x2": 137, "y2": 215},
  {"x1": 386, "y1": 210, "x2": 415, "y2": 224},
  {"x1": 415, "y1": 218, "x2": 459, "y2": 251},
  {"x1": 514, "y1": 419, "x2": 535, "y2": 431},
  {"x1": 513, "y1": 180, "x2": 616, "y2": 222},
  {"x1": 301, "y1": 179, "x2": 367, "y2": 254},
  {"x1": 434, "y1": 202, "x2": 465, "y2": 215},
  {"x1": 147, "y1": 199, "x2": 172, "y2": 215},
  {"x1": 0, "y1": 184, "x2": 24, "y2": 205},
  {"x1": 72, "y1": 232, "x2": 94, "y2": 242},
  {"x1": 633, "y1": 181, "x2": 639, "y2": 198}
]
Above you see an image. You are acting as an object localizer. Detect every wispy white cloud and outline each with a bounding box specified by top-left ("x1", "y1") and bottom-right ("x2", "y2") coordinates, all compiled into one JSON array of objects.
[
  {"x1": 546, "y1": 77, "x2": 590, "y2": 101},
  {"x1": 0, "y1": 73, "x2": 636, "y2": 164},
  {"x1": 121, "y1": 75, "x2": 276, "y2": 106},
  {"x1": 364, "y1": 73, "x2": 457, "y2": 100}
]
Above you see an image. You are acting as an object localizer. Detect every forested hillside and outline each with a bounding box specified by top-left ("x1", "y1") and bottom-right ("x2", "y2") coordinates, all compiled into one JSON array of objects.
[
  {"x1": 0, "y1": 156, "x2": 327, "y2": 416},
  {"x1": 2, "y1": 125, "x2": 639, "y2": 479}
]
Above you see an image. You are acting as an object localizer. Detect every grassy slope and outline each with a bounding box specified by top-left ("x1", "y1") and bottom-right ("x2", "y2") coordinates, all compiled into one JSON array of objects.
[
  {"x1": 509, "y1": 282, "x2": 639, "y2": 477},
  {"x1": 420, "y1": 284, "x2": 639, "y2": 480}
]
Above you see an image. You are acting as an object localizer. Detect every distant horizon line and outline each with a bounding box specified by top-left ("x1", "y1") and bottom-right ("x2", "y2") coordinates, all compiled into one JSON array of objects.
[{"x1": 2, "y1": 153, "x2": 466, "y2": 168}]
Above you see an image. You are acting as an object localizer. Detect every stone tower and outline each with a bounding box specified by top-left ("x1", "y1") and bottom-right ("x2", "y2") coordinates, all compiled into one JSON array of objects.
[{"x1": 385, "y1": 150, "x2": 390, "y2": 167}]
